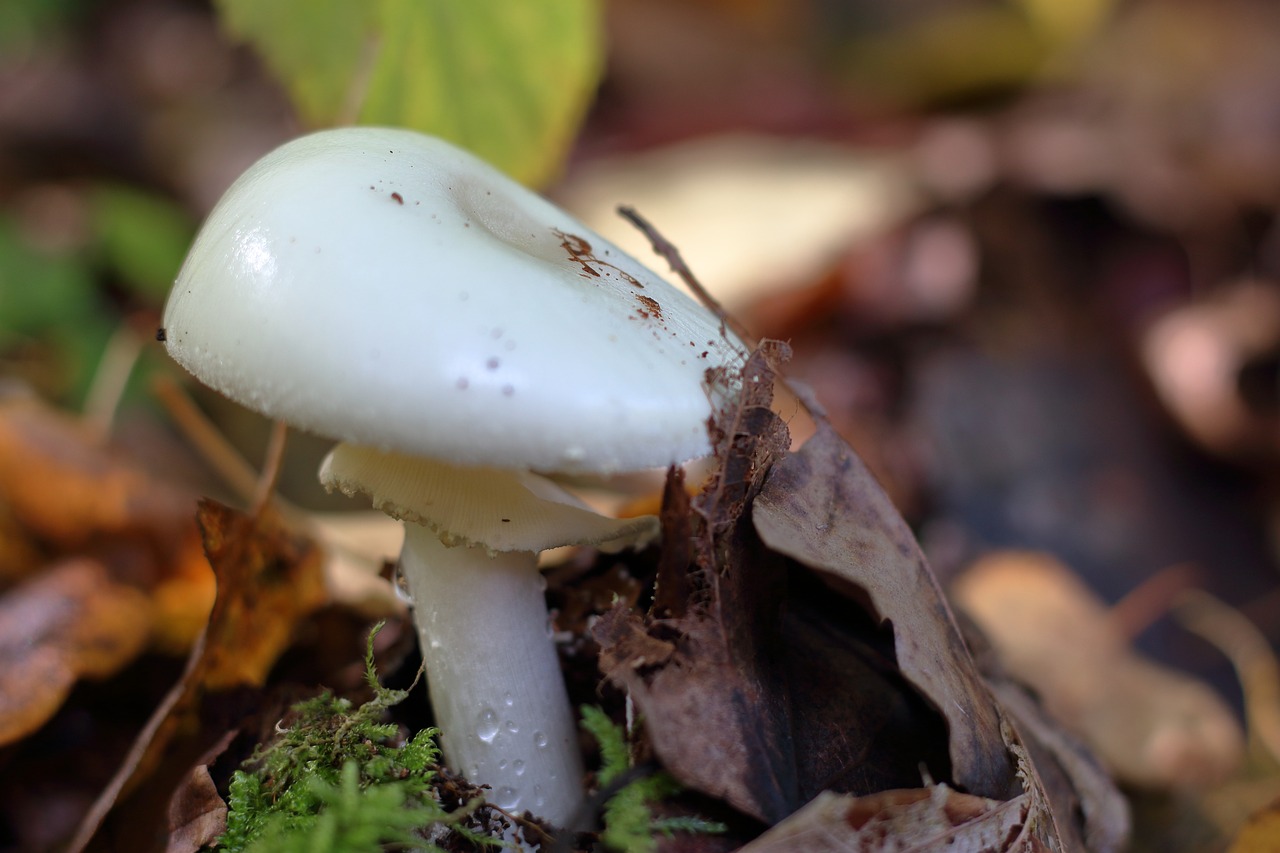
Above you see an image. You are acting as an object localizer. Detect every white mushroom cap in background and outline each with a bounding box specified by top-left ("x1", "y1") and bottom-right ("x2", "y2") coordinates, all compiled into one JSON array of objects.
[{"x1": 162, "y1": 127, "x2": 745, "y2": 475}]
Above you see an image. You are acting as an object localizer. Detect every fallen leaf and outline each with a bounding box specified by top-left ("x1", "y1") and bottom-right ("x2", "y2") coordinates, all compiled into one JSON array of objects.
[
  {"x1": 0, "y1": 558, "x2": 152, "y2": 745},
  {"x1": 751, "y1": 420, "x2": 1013, "y2": 799},
  {"x1": 164, "y1": 765, "x2": 228, "y2": 853},
  {"x1": 0, "y1": 391, "x2": 193, "y2": 557},
  {"x1": 736, "y1": 786, "x2": 1042, "y2": 853},
  {"x1": 0, "y1": 498, "x2": 44, "y2": 584},
  {"x1": 951, "y1": 551, "x2": 1244, "y2": 789},
  {"x1": 983, "y1": 677, "x2": 1131, "y2": 853},
  {"x1": 0, "y1": 390, "x2": 216, "y2": 652},
  {"x1": 67, "y1": 500, "x2": 327, "y2": 852},
  {"x1": 195, "y1": 499, "x2": 329, "y2": 689},
  {"x1": 596, "y1": 346, "x2": 987, "y2": 826}
]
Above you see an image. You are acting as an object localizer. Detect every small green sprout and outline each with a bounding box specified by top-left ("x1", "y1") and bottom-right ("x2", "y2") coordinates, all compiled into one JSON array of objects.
[{"x1": 580, "y1": 705, "x2": 727, "y2": 853}]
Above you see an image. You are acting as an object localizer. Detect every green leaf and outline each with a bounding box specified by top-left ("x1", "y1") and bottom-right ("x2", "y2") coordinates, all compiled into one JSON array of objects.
[
  {"x1": 212, "y1": 0, "x2": 377, "y2": 125},
  {"x1": 88, "y1": 184, "x2": 194, "y2": 302},
  {"x1": 211, "y1": 0, "x2": 602, "y2": 186},
  {"x1": 0, "y1": 214, "x2": 113, "y2": 402}
]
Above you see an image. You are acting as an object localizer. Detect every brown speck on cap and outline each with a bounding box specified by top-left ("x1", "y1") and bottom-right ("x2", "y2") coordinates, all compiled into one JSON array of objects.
[
  {"x1": 391, "y1": 192, "x2": 404, "y2": 204},
  {"x1": 634, "y1": 294, "x2": 662, "y2": 320}
]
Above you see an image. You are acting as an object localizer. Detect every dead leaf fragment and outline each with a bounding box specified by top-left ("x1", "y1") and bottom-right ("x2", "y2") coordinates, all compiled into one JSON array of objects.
[
  {"x1": 164, "y1": 765, "x2": 227, "y2": 853},
  {"x1": 596, "y1": 348, "x2": 968, "y2": 826},
  {"x1": 738, "y1": 786, "x2": 1043, "y2": 853},
  {"x1": 195, "y1": 499, "x2": 328, "y2": 689},
  {"x1": 751, "y1": 421, "x2": 1012, "y2": 800},
  {"x1": 983, "y1": 678, "x2": 1131, "y2": 853},
  {"x1": 0, "y1": 558, "x2": 151, "y2": 745},
  {"x1": 1230, "y1": 796, "x2": 1280, "y2": 853},
  {"x1": 951, "y1": 551, "x2": 1244, "y2": 789}
]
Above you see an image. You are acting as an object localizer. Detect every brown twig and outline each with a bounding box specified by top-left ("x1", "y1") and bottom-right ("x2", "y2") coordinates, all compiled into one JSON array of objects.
[
  {"x1": 151, "y1": 375, "x2": 304, "y2": 523},
  {"x1": 616, "y1": 205, "x2": 757, "y2": 349},
  {"x1": 617, "y1": 205, "x2": 830, "y2": 420},
  {"x1": 251, "y1": 419, "x2": 289, "y2": 518}
]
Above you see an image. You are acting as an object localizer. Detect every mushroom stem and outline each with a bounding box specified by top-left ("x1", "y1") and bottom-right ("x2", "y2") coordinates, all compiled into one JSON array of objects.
[{"x1": 399, "y1": 522, "x2": 585, "y2": 831}]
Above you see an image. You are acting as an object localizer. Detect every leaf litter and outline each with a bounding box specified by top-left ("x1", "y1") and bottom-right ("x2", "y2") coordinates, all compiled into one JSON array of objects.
[
  {"x1": 592, "y1": 332, "x2": 1127, "y2": 851},
  {"x1": 0, "y1": 237, "x2": 1134, "y2": 851}
]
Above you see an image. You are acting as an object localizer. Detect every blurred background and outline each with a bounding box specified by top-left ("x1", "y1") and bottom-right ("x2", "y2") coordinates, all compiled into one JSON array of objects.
[{"x1": 3, "y1": 0, "x2": 1280, "y2": 849}]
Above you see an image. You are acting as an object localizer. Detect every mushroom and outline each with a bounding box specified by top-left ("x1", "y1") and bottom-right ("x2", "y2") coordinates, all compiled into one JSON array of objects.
[{"x1": 161, "y1": 127, "x2": 745, "y2": 832}]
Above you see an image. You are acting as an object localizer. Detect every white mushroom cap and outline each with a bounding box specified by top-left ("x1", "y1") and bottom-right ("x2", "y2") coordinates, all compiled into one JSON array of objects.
[{"x1": 162, "y1": 127, "x2": 745, "y2": 474}]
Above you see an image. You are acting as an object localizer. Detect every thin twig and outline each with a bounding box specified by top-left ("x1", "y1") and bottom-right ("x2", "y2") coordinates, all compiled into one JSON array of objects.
[
  {"x1": 616, "y1": 206, "x2": 757, "y2": 349},
  {"x1": 617, "y1": 205, "x2": 830, "y2": 420},
  {"x1": 251, "y1": 418, "x2": 289, "y2": 518},
  {"x1": 152, "y1": 374, "x2": 260, "y2": 500},
  {"x1": 1173, "y1": 589, "x2": 1280, "y2": 765},
  {"x1": 82, "y1": 321, "x2": 145, "y2": 438},
  {"x1": 151, "y1": 374, "x2": 304, "y2": 523}
]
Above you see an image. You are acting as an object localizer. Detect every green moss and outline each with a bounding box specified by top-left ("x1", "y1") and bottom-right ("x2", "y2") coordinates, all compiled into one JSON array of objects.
[
  {"x1": 214, "y1": 622, "x2": 503, "y2": 853},
  {"x1": 580, "y1": 705, "x2": 727, "y2": 853}
]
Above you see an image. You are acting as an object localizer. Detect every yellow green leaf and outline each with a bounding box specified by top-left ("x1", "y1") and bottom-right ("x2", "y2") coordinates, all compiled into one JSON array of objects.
[
  {"x1": 212, "y1": 0, "x2": 377, "y2": 124},
  {"x1": 212, "y1": 0, "x2": 602, "y2": 186}
]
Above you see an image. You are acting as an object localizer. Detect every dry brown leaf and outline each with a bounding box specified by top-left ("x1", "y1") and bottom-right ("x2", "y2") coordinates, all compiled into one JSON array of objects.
[
  {"x1": 67, "y1": 500, "x2": 327, "y2": 852},
  {"x1": 982, "y1": 678, "x2": 1131, "y2": 853},
  {"x1": 0, "y1": 558, "x2": 152, "y2": 745},
  {"x1": 0, "y1": 498, "x2": 44, "y2": 584},
  {"x1": 164, "y1": 765, "x2": 229, "y2": 853},
  {"x1": 596, "y1": 346, "x2": 992, "y2": 826},
  {"x1": 737, "y1": 786, "x2": 1043, "y2": 853},
  {"x1": 751, "y1": 420, "x2": 1013, "y2": 800},
  {"x1": 595, "y1": 346, "x2": 806, "y2": 824},
  {"x1": 951, "y1": 551, "x2": 1244, "y2": 789}
]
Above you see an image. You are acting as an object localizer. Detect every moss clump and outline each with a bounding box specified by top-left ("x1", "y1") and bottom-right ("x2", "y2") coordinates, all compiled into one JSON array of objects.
[{"x1": 215, "y1": 622, "x2": 502, "y2": 853}]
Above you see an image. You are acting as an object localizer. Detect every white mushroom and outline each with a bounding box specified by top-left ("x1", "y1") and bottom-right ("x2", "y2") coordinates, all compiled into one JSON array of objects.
[{"x1": 161, "y1": 127, "x2": 744, "y2": 833}]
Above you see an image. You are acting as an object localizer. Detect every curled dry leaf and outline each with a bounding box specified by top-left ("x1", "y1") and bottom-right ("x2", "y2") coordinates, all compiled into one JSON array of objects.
[
  {"x1": 951, "y1": 551, "x2": 1244, "y2": 789},
  {"x1": 164, "y1": 765, "x2": 228, "y2": 853},
  {"x1": 595, "y1": 345, "x2": 808, "y2": 824},
  {"x1": 194, "y1": 499, "x2": 328, "y2": 689},
  {"x1": 751, "y1": 420, "x2": 1013, "y2": 799},
  {"x1": 736, "y1": 786, "x2": 1044, "y2": 853},
  {"x1": 983, "y1": 678, "x2": 1131, "y2": 853},
  {"x1": 0, "y1": 558, "x2": 152, "y2": 745},
  {"x1": 596, "y1": 345, "x2": 1029, "y2": 836}
]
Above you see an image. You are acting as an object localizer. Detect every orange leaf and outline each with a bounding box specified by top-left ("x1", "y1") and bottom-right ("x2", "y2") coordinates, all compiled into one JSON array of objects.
[
  {"x1": 194, "y1": 499, "x2": 328, "y2": 689},
  {"x1": 67, "y1": 501, "x2": 327, "y2": 851},
  {"x1": 0, "y1": 393, "x2": 194, "y2": 553},
  {"x1": 0, "y1": 559, "x2": 152, "y2": 745}
]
